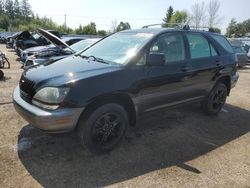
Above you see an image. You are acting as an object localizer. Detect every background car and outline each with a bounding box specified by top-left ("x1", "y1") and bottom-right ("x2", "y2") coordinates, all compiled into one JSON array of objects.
[
  {"x1": 20, "y1": 36, "x2": 86, "y2": 63},
  {"x1": 23, "y1": 30, "x2": 101, "y2": 68},
  {"x1": 232, "y1": 46, "x2": 248, "y2": 67}
]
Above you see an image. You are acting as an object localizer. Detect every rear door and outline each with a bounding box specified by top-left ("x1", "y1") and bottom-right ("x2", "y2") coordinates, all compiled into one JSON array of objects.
[{"x1": 185, "y1": 32, "x2": 220, "y2": 96}]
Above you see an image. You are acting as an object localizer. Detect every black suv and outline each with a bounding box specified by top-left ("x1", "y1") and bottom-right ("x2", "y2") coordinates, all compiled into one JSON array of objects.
[{"x1": 13, "y1": 26, "x2": 239, "y2": 153}]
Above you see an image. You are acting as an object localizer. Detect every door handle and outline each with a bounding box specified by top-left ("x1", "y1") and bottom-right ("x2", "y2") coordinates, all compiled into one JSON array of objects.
[{"x1": 216, "y1": 60, "x2": 222, "y2": 66}]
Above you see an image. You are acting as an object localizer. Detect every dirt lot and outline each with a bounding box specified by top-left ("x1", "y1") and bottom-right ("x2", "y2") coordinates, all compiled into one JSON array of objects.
[{"x1": 0, "y1": 44, "x2": 250, "y2": 188}]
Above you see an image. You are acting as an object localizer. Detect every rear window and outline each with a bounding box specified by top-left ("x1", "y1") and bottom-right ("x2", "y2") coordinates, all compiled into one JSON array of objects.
[{"x1": 211, "y1": 35, "x2": 234, "y2": 53}]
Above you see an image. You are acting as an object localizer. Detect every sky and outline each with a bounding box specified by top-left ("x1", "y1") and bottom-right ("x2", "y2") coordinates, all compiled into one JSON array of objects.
[{"x1": 28, "y1": 0, "x2": 250, "y2": 33}]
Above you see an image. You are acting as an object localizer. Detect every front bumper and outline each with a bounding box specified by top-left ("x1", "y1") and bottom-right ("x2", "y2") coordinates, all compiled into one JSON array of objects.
[
  {"x1": 231, "y1": 71, "x2": 239, "y2": 89},
  {"x1": 13, "y1": 86, "x2": 84, "y2": 133}
]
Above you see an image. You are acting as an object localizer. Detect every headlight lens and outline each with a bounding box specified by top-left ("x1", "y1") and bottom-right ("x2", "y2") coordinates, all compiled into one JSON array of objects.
[{"x1": 32, "y1": 87, "x2": 70, "y2": 110}]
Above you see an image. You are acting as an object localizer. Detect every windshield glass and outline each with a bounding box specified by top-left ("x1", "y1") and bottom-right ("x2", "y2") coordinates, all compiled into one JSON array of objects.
[
  {"x1": 32, "y1": 33, "x2": 41, "y2": 40},
  {"x1": 80, "y1": 32, "x2": 154, "y2": 64},
  {"x1": 70, "y1": 39, "x2": 99, "y2": 52}
]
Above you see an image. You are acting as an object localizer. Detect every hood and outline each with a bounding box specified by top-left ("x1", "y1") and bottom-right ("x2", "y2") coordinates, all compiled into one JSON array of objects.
[
  {"x1": 24, "y1": 55, "x2": 121, "y2": 86},
  {"x1": 37, "y1": 28, "x2": 73, "y2": 52},
  {"x1": 24, "y1": 44, "x2": 56, "y2": 53}
]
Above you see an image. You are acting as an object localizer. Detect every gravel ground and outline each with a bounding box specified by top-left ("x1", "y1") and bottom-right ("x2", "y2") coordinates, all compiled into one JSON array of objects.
[{"x1": 0, "y1": 44, "x2": 250, "y2": 188}]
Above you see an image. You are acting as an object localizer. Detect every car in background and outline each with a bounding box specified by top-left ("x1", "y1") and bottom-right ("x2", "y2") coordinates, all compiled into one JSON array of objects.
[
  {"x1": 20, "y1": 36, "x2": 86, "y2": 63},
  {"x1": 232, "y1": 46, "x2": 248, "y2": 67},
  {"x1": 9, "y1": 30, "x2": 61, "y2": 56},
  {"x1": 6, "y1": 32, "x2": 22, "y2": 48},
  {"x1": 0, "y1": 32, "x2": 17, "y2": 44},
  {"x1": 23, "y1": 29, "x2": 101, "y2": 68}
]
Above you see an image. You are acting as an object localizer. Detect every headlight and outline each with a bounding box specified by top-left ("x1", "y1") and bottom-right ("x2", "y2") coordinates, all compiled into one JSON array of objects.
[{"x1": 32, "y1": 87, "x2": 70, "y2": 110}]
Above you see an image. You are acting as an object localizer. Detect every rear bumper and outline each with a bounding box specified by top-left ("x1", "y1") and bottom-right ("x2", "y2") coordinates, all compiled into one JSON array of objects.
[
  {"x1": 13, "y1": 86, "x2": 84, "y2": 133},
  {"x1": 231, "y1": 71, "x2": 239, "y2": 89}
]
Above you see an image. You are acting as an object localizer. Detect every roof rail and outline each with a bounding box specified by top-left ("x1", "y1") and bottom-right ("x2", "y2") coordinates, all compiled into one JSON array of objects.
[
  {"x1": 142, "y1": 23, "x2": 187, "y2": 29},
  {"x1": 141, "y1": 23, "x2": 218, "y2": 33}
]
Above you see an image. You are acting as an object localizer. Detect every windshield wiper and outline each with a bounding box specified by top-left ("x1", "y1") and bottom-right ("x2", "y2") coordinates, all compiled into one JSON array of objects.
[
  {"x1": 75, "y1": 54, "x2": 109, "y2": 64},
  {"x1": 74, "y1": 54, "x2": 89, "y2": 59},
  {"x1": 87, "y1": 56, "x2": 109, "y2": 64}
]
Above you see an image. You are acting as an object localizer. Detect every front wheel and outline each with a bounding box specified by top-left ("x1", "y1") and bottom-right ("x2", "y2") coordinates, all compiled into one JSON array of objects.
[
  {"x1": 202, "y1": 83, "x2": 228, "y2": 115},
  {"x1": 77, "y1": 103, "x2": 129, "y2": 154}
]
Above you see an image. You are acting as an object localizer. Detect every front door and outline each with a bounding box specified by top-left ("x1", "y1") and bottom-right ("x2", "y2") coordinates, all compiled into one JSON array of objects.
[{"x1": 135, "y1": 33, "x2": 197, "y2": 113}]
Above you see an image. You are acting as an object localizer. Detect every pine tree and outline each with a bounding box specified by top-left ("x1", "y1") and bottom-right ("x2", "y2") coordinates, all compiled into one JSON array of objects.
[
  {"x1": 14, "y1": 0, "x2": 21, "y2": 18},
  {"x1": 20, "y1": 0, "x2": 32, "y2": 19},
  {"x1": 0, "y1": 0, "x2": 5, "y2": 14},
  {"x1": 162, "y1": 6, "x2": 174, "y2": 27},
  {"x1": 5, "y1": 0, "x2": 15, "y2": 18}
]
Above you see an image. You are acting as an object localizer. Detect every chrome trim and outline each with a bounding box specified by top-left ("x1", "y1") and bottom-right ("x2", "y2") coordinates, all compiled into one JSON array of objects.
[{"x1": 145, "y1": 96, "x2": 204, "y2": 112}]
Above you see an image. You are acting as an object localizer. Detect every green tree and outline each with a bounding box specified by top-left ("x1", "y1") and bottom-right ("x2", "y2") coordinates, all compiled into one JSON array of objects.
[
  {"x1": 225, "y1": 19, "x2": 237, "y2": 37},
  {"x1": 5, "y1": 0, "x2": 15, "y2": 19},
  {"x1": 209, "y1": 27, "x2": 221, "y2": 33},
  {"x1": 116, "y1": 22, "x2": 131, "y2": 31},
  {"x1": 82, "y1": 22, "x2": 97, "y2": 35},
  {"x1": 75, "y1": 22, "x2": 97, "y2": 35},
  {"x1": 97, "y1": 30, "x2": 107, "y2": 36},
  {"x1": 226, "y1": 19, "x2": 250, "y2": 37},
  {"x1": 14, "y1": 0, "x2": 21, "y2": 18},
  {"x1": 0, "y1": 14, "x2": 10, "y2": 31},
  {"x1": 75, "y1": 25, "x2": 83, "y2": 34},
  {"x1": 162, "y1": 6, "x2": 174, "y2": 27},
  {"x1": 0, "y1": 0, "x2": 5, "y2": 14},
  {"x1": 170, "y1": 11, "x2": 188, "y2": 24},
  {"x1": 20, "y1": 0, "x2": 32, "y2": 19}
]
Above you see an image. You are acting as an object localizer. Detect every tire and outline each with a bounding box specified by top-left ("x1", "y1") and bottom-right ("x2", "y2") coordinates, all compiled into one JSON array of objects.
[
  {"x1": 77, "y1": 103, "x2": 129, "y2": 154},
  {"x1": 202, "y1": 82, "x2": 228, "y2": 115},
  {"x1": 0, "y1": 70, "x2": 3, "y2": 80}
]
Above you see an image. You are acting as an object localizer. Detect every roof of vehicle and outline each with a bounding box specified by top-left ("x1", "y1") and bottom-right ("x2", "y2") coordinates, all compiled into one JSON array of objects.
[{"x1": 120, "y1": 27, "x2": 222, "y2": 36}]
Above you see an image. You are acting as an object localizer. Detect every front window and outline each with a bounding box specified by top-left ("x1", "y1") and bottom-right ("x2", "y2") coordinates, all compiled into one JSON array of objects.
[
  {"x1": 150, "y1": 34, "x2": 185, "y2": 64},
  {"x1": 80, "y1": 32, "x2": 154, "y2": 64}
]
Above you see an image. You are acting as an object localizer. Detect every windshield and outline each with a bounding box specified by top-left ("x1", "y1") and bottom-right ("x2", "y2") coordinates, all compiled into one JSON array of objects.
[
  {"x1": 32, "y1": 33, "x2": 41, "y2": 40},
  {"x1": 80, "y1": 32, "x2": 154, "y2": 64},
  {"x1": 70, "y1": 39, "x2": 99, "y2": 52}
]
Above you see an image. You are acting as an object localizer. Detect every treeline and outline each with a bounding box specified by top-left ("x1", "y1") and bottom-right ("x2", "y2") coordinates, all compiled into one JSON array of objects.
[
  {"x1": 0, "y1": 0, "x2": 110, "y2": 35},
  {"x1": 226, "y1": 19, "x2": 250, "y2": 37},
  {"x1": 0, "y1": 0, "x2": 71, "y2": 33},
  {"x1": 1, "y1": 0, "x2": 249, "y2": 37}
]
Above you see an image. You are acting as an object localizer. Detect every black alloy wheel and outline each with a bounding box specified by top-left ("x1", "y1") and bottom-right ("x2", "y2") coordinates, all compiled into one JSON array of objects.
[
  {"x1": 202, "y1": 82, "x2": 228, "y2": 115},
  {"x1": 77, "y1": 103, "x2": 128, "y2": 154}
]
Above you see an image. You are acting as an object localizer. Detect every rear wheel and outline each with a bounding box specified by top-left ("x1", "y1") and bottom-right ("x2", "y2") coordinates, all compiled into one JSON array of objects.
[
  {"x1": 202, "y1": 82, "x2": 228, "y2": 115},
  {"x1": 0, "y1": 70, "x2": 3, "y2": 80},
  {"x1": 77, "y1": 103, "x2": 128, "y2": 154}
]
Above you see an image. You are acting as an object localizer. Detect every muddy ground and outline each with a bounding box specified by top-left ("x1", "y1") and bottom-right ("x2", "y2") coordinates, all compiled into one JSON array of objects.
[{"x1": 0, "y1": 44, "x2": 249, "y2": 188}]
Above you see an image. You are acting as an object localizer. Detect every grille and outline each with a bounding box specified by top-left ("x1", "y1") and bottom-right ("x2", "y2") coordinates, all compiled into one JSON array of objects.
[{"x1": 19, "y1": 76, "x2": 36, "y2": 103}]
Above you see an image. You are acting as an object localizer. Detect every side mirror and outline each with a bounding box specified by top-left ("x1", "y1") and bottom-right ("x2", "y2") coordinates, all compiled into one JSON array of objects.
[{"x1": 146, "y1": 53, "x2": 165, "y2": 66}]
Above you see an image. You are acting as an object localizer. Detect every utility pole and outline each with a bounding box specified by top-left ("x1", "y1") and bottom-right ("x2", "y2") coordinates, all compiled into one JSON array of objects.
[{"x1": 64, "y1": 14, "x2": 67, "y2": 29}]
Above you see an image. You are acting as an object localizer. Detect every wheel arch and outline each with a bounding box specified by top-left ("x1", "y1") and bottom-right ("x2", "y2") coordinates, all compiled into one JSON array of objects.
[
  {"x1": 216, "y1": 75, "x2": 231, "y2": 96},
  {"x1": 78, "y1": 92, "x2": 137, "y2": 128}
]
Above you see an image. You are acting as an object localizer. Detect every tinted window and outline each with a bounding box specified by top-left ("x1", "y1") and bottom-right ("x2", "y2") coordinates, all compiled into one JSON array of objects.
[
  {"x1": 187, "y1": 34, "x2": 210, "y2": 59},
  {"x1": 211, "y1": 35, "x2": 234, "y2": 53},
  {"x1": 211, "y1": 44, "x2": 218, "y2": 56},
  {"x1": 150, "y1": 34, "x2": 185, "y2": 63}
]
